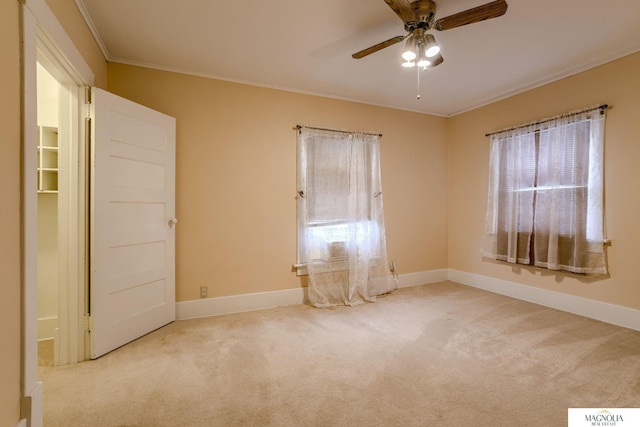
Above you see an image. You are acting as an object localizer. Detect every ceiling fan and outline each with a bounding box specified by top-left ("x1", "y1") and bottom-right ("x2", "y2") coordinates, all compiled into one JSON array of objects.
[{"x1": 353, "y1": 0, "x2": 508, "y2": 69}]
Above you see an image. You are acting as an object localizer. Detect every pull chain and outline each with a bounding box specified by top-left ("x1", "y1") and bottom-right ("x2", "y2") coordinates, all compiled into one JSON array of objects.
[{"x1": 416, "y1": 67, "x2": 421, "y2": 100}]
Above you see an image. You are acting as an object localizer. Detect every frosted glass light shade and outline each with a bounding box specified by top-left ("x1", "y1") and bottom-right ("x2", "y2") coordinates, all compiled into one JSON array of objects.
[
  {"x1": 401, "y1": 35, "x2": 417, "y2": 61},
  {"x1": 424, "y1": 34, "x2": 440, "y2": 58}
]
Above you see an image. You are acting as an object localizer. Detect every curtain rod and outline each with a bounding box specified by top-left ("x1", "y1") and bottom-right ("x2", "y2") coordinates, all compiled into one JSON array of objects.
[
  {"x1": 484, "y1": 104, "x2": 609, "y2": 137},
  {"x1": 295, "y1": 124, "x2": 382, "y2": 138}
]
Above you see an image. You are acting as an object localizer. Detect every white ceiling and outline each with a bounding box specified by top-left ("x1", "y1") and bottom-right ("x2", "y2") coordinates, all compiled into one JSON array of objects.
[{"x1": 76, "y1": 0, "x2": 640, "y2": 117}]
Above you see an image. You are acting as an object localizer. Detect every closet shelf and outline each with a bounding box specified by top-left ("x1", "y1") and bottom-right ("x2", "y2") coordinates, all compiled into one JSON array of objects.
[{"x1": 37, "y1": 126, "x2": 59, "y2": 193}]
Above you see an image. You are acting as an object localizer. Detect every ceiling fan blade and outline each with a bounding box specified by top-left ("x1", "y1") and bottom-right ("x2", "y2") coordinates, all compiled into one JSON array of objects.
[
  {"x1": 433, "y1": 0, "x2": 508, "y2": 31},
  {"x1": 352, "y1": 35, "x2": 406, "y2": 59},
  {"x1": 384, "y1": 0, "x2": 418, "y2": 27}
]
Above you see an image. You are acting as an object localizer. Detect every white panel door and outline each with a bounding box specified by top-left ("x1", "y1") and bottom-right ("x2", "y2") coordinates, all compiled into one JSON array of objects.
[{"x1": 90, "y1": 87, "x2": 176, "y2": 359}]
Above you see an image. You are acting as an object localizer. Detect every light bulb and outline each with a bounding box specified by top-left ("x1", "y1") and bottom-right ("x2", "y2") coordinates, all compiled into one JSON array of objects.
[
  {"x1": 402, "y1": 50, "x2": 416, "y2": 61},
  {"x1": 426, "y1": 45, "x2": 440, "y2": 57},
  {"x1": 416, "y1": 42, "x2": 430, "y2": 67},
  {"x1": 424, "y1": 34, "x2": 440, "y2": 58},
  {"x1": 401, "y1": 35, "x2": 417, "y2": 61}
]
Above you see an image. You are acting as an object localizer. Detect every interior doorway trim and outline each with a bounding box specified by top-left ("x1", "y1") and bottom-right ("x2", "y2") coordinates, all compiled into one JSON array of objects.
[{"x1": 21, "y1": 0, "x2": 94, "y2": 425}]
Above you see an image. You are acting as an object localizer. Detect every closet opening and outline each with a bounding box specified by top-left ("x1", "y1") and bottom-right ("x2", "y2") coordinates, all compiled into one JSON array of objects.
[{"x1": 35, "y1": 53, "x2": 88, "y2": 367}]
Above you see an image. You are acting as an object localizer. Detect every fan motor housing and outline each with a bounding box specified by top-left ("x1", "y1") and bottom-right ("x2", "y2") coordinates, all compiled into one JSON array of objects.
[{"x1": 411, "y1": 0, "x2": 436, "y2": 28}]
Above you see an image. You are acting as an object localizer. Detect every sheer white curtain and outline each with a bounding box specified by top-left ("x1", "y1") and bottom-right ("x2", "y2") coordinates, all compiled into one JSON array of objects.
[
  {"x1": 297, "y1": 127, "x2": 395, "y2": 307},
  {"x1": 482, "y1": 107, "x2": 607, "y2": 274}
]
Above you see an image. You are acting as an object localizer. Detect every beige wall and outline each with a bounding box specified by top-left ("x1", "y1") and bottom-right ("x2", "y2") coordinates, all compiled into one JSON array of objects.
[
  {"x1": 1, "y1": 0, "x2": 22, "y2": 424},
  {"x1": 107, "y1": 63, "x2": 449, "y2": 301},
  {"x1": 448, "y1": 52, "x2": 640, "y2": 310}
]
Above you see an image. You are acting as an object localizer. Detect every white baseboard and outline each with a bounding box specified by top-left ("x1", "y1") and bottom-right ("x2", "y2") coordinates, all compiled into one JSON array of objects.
[
  {"x1": 176, "y1": 270, "x2": 449, "y2": 320},
  {"x1": 20, "y1": 381, "x2": 43, "y2": 427},
  {"x1": 37, "y1": 316, "x2": 58, "y2": 340},
  {"x1": 176, "y1": 287, "x2": 307, "y2": 320},
  {"x1": 448, "y1": 269, "x2": 640, "y2": 332},
  {"x1": 176, "y1": 269, "x2": 640, "y2": 332},
  {"x1": 396, "y1": 269, "x2": 449, "y2": 288}
]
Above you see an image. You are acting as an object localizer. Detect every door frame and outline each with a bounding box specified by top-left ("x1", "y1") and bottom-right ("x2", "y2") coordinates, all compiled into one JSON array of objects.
[
  {"x1": 21, "y1": 0, "x2": 94, "y2": 424},
  {"x1": 37, "y1": 37, "x2": 87, "y2": 368}
]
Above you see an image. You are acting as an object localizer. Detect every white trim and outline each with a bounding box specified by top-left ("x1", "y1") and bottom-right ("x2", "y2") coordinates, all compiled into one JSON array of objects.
[
  {"x1": 73, "y1": 0, "x2": 110, "y2": 61},
  {"x1": 453, "y1": 47, "x2": 640, "y2": 117},
  {"x1": 22, "y1": 0, "x2": 94, "y2": 425},
  {"x1": 104, "y1": 57, "x2": 449, "y2": 118},
  {"x1": 109, "y1": 47, "x2": 640, "y2": 118},
  {"x1": 55, "y1": 84, "x2": 85, "y2": 366},
  {"x1": 448, "y1": 269, "x2": 640, "y2": 332},
  {"x1": 16, "y1": 419, "x2": 28, "y2": 427},
  {"x1": 23, "y1": 0, "x2": 94, "y2": 85},
  {"x1": 21, "y1": 4, "x2": 41, "y2": 417},
  {"x1": 177, "y1": 269, "x2": 640, "y2": 333},
  {"x1": 176, "y1": 270, "x2": 447, "y2": 320},
  {"x1": 176, "y1": 287, "x2": 307, "y2": 320},
  {"x1": 396, "y1": 269, "x2": 449, "y2": 288},
  {"x1": 37, "y1": 317, "x2": 58, "y2": 340},
  {"x1": 19, "y1": 381, "x2": 42, "y2": 427}
]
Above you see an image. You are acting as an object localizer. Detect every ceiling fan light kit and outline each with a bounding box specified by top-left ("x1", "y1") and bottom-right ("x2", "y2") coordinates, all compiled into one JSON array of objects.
[
  {"x1": 353, "y1": 0, "x2": 508, "y2": 72},
  {"x1": 402, "y1": 29, "x2": 441, "y2": 69}
]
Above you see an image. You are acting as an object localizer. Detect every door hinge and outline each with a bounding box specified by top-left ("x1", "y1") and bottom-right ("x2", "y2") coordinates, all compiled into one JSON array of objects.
[
  {"x1": 83, "y1": 314, "x2": 92, "y2": 332},
  {"x1": 84, "y1": 86, "x2": 93, "y2": 119},
  {"x1": 84, "y1": 314, "x2": 93, "y2": 360}
]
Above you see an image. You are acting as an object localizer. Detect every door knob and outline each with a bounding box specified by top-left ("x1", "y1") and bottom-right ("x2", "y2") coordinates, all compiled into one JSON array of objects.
[{"x1": 168, "y1": 218, "x2": 178, "y2": 227}]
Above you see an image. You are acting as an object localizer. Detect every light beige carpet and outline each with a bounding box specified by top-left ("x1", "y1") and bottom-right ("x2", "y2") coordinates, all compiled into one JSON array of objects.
[{"x1": 39, "y1": 281, "x2": 640, "y2": 426}]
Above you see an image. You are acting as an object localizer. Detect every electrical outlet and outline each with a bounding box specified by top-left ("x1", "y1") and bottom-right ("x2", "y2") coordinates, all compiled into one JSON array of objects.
[{"x1": 200, "y1": 287, "x2": 208, "y2": 298}]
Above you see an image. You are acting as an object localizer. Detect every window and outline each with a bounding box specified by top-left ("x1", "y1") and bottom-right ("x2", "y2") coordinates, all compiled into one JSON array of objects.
[
  {"x1": 482, "y1": 106, "x2": 608, "y2": 274},
  {"x1": 296, "y1": 126, "x2": 395, "y2": 307},
  {"x1": 300, "y1": 134, "x2": 375, "y2": 262}
]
